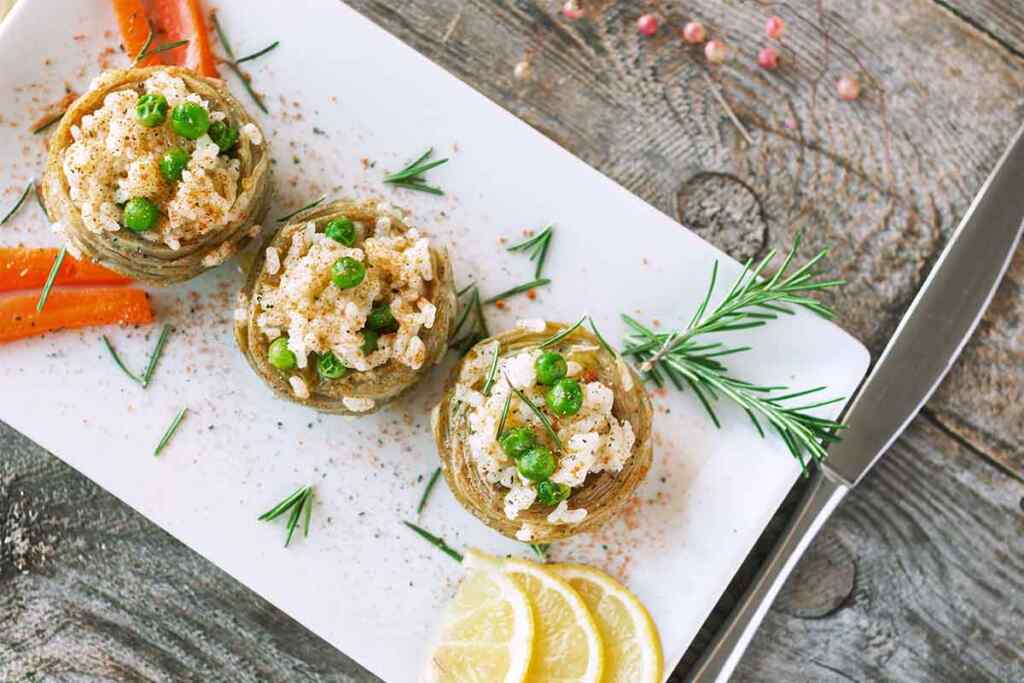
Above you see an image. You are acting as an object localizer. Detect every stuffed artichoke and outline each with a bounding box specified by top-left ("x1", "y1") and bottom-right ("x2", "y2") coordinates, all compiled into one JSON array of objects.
[
  {"x1": 40, "y1": 66, "x2": 271, "y2": 284},
  {"x1": 235, "y1": 199, "x2": 456, "y2": 415},
  {"x1": 433, "y1": 320, "x2": 654, "y2": 543}
]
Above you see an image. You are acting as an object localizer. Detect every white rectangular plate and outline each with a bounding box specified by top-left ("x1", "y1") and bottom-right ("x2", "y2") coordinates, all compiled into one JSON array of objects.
[{"x1": 0, "y1": 1, "x2": 869, "y2": 680}]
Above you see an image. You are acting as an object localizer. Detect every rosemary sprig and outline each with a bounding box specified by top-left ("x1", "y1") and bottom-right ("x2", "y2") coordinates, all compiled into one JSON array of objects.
[
  {"x1": 403, "y1": 521, "x2": 463, "y2": 563},
  {"x1": 276, "y1": 194, "x2": 326, "y2": 223},
  {"x1": 31, "y1": 110, "x2": 65, "y2": 134},
  {"x1": 36, "y1": 247, "x2": 65, "y2": 312},
  {"x1": 483, "y1": 278, "x2": 551, "y2": 305},
  {"x1": 235, "y1": 41, "x2": 280, "y2": 65},
  {"x1": 211, "y1": 12, "x2": 271, "y2": 113},
  {"x1": 1, "y1": 180, "x2": 33, "y2": 225},
  {"x1": 620, "y1": 239, "x2": 847, "y2": 470},
  {"x1": 507, "y1": 224, "x2": 555, "y2": 279},
  {"x1": 103, "y1": 336, "x2": 143, "y2": 384},
  {"x1": 417, "y1": 468, "x2": 442, "y2": 515},
  {"x1": 141, "y1": 324, "x2": 173, "y2": 387},
  {"x1": 154, "y1": 407, "x2": 187, "y2": 456},
  {"x1": 384, "y1": 148, "x2": 448, "y2": 195},
  {"x1": 259, "y1": 485, "x2": 314, "y2": 547}
]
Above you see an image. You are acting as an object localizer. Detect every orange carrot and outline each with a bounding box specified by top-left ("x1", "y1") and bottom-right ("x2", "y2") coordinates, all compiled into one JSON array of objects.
[
  {"x1": 112, "y1": 0, "x2": 161, "y2": 66},
  {"x1": 0, "y1": 288, "x2": 153, "y2": 343},
  {"x1": 0, "y1": 248, "x2": 131, "y2": 292},
  {"x1": 152, "y1": 0, "x2": 218, "y2": 77}
]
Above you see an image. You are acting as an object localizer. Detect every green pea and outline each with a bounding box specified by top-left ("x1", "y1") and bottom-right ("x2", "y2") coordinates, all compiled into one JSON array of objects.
[
  {"x1": 366, "y1": 303, "x2": 398, "y2": 333},
  {"x1": 317, "y1": 351, "x2": 348, "y2": 380},
  {"x1": 208, "y1": 120, "x2": 239, "y2": 152},
  {"x1": 517, "y1": 446, "x2": 557, "y2": 482},
  {"x1": 499, "y1": 427, "x2": 536, "y2": 459},
  {"x1": 159, "y1": 148, "x2": 190, "y2": 182},
  {"x1": 535, "y1": 352, "x2": 567, "y2": 385},
  {"x1": 268, "y1": 337, "x2": 297, "y2": 370},
  {"x1": 545, "y1": 378, "x2": 583, "y2": 416},
  {"x1": 135, "y1": 93, "x2": 168, "y2": 127},
  {"x1": 536, "y1": 480, "x2": 571, "y2": 506},
  {"x1": 361, "y1": 328, "x2": 379, "y2": 354},
  {"x1": 122, "y1": 197, "x2": 159, "y2": 232},
  {"x1": 331, "y1": 256, "x2": 366, "y2": 290},
  {"x1": 324, "y1": 218, "x2": 357, "y2": 246},
  {"x1": 171, "y1": 101, "x2": 210, "y2": 140}
]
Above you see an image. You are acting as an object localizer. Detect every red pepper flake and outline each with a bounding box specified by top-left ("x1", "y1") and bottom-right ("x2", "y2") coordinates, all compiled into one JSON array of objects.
[
  {"x1": 495, "y1": 300, "x2": 507, "y2": 310},
  {"x1": 527, "y1": 290, "x2": 537, "y2": 301},
  {"x1": 73, "y1": 34, "x2": 87, "y2": 41},
  {"x1": 582, "y1": 369, "x2": 599, "y2": 383}
]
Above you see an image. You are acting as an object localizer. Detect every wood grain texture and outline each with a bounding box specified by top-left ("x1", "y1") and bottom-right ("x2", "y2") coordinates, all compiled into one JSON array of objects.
[{"x1": 2, "y1": 0, "x2": 1024, "y2": 681}]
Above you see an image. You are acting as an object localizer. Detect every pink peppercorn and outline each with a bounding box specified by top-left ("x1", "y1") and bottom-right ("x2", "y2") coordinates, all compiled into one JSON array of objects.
[
  {"x1": 705, "y1": 39, "x2": 728, "y2": 64},
  {"x1": 637, "y1": 14, "x2": 659, "y2": 36},
  {"x1": 765, "y1": 15, "x2": 785, "y2": 39},
  {"x1": 682, "y1": 21, "x2": 706, "y2": 44},
  {"x1": 758, "y1": 46, "x2": 780, "y2": 69},
  {"x1": 837, "y1": 75, "x2": 861, "y2": 101}
]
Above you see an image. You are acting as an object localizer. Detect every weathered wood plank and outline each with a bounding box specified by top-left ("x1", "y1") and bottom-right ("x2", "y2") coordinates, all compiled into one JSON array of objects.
[
  {"x1": 934, "y1": 0, "x2": 1024, "y2": 57},
  {"x1": 730, "y1": 416, "x2": 1024, "y2": 683}
]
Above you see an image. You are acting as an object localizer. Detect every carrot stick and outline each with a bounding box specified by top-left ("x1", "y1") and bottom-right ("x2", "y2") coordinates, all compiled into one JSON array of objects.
[
  {"x1": 112, "y1": 0, "x2": 161, "y2": 66},
  {"x1": 0, "y1": 288, "x2": 153, "y2": 343},
  {"x1": 152, "y1": 0, "x2": 218, "y2": 77},
  {"x1": 0, "y1": 248, "x2": 131, "y2": 292}
]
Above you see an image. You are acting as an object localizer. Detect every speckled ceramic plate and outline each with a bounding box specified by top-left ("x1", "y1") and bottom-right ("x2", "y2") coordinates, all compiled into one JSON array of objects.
[{"x1": 0, "y1": 1, "x2": 869, "y2": 680}]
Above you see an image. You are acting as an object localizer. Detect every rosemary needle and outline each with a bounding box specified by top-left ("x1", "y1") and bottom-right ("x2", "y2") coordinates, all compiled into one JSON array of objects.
[
  {"x1": 1, "y1": 181, "x2": 33, "y2": 225},
  {"x1": 141, "y1": 324, "x2": 173, "y2": 388},
  {"x1": 276, "y1": 195, "x2": 326, "y2": 223},
  {"x1": 258, "y1": 485, "x2": 309, "y2": 521},
  {"x1": 235, "y1": 41, "x2": 279, "y2": 65},
  {"x1": 103, "y1": 336, "x2": 143, "y2": 384},
  {"x1": 132, "y1": 27, "x2": 154, "y2": 65},
  {"x1": 483, "y1": 278, "x2": 551, "y2": 305},
  {"x1": 154, "y1": 407, "x2": 187, "y2": 456},
  {"x1": 417, "y1": 468, "x2": 442, "y2": 515},
  {"x1": 509, "y1": 384, "x2": 563, "y2": 452},
  {"x1": 31, "y1": 111, "x2": 65, "y2": 134},
  {"x1": 530, "y1": 543, "x2": 549, "y2": 560},
  {"x1": 259, "y1": 485, "x2": 314, "y2": 547},
  {"x1": 481, "y1": 348, "x2": 500, "y2": 396},
  {"x1": 36, "y1": 247, "x2": 65, "y2": 312},
  {"x1": 403, "y1": 521, "x2": 463, "y2": 563},
  {"x1": 384, "y1": 148, "x2": 449, "y2": 195},
  {"x1": 538, "y1": 314, "x2": 586, "y2": 349}
]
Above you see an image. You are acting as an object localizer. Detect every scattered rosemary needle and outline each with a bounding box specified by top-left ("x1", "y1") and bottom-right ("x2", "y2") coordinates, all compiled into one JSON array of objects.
[
  {"x1": 483, "y1": 277, "x2": 551, "y2": 305},
  {"x1": 276, "y1": 194, "x2": 326, "y2": 223},
  {"x1": 142, "y1": 324, "x2": 173, "y2": 387},
  {"x1": 34, "y1": 184, "x2": 49, "y2": 220},
  {"x1": 211, "y1": 12, "x2": 273, "y2": 113},
  {"x1": 132, "y1": 27, "x2": 154, "y2": 65},
  {"x1": 538, "y1": 313, "x2": 586, "y2": 349},
  {"x1": 588, "y1": 317, "x2": 617, "y2": 357},
  {"x1": 235, "y1": 41, "x2": 280, "y2": 65},
  {"x1": 103, "y1": 336, "x2": 143, "y2": 384},
  {"x1": 620, "y1": 238, "x2": 847, "y2": 471},
  {"x1": 35, "y1": 246, "x2": 65, "y2": 312},
  {"x1": 403, "y1": 521, "x2": 463, "y2": 563},
  {"x1": 530, "y1": 543, "x2": 549, "y2": 560},
  {"x1": 154, "y1": 407, "x2": 187, "y2": 457},
  {"x1": 509, "y1": 384, "x2": 563, "y2": 452},
  {"x1": 481, "y1": 347, "x2": 500, "y2": 396},
  {"x1": 384, "y1": 148, "x2": 449, "y2": 195},
  {"x1": 507, "y1": 224, "x2": 555, "y2": 279},
  {"x1": 134, "y1": 31, "x2": 189, "y2": 65},
  {"x1": 417, "y1": 468, "x2": 442, "y2": 515},
  {"x1": 450, "y1": 284, "x2": 490, "y2": 355},
  {"x1": 494, "y1": 390, "x2": 513, "y2": 442},
  {"x1": 1, "y1": 180, "x2": 34, "y2": 225},
  {"x1": 259, "y1": 485, "x2": 314, "y2": 547}
]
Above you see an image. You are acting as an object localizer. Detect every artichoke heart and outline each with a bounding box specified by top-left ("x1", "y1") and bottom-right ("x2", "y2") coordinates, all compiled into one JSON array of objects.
[
  {"x1": 40, "y1": 66, "x2": 271, "y2": 284},
  {"x1": 235, "y1": 199, "x2": 456, "y2": 415},
  {"x1": 432, "y1": 321, "x2": 654, "y2": 543}
]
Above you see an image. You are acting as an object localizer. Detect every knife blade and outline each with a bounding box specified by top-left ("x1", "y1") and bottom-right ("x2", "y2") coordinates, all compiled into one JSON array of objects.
[{"x1": 687, "y1": 122, "x2": 1024, "y2": 683}]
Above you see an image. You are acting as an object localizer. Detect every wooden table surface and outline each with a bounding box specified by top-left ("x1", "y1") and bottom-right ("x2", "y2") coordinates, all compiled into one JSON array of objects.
[{"x1": 2, "y1": 1, "x2": 1023, "y2": 681}]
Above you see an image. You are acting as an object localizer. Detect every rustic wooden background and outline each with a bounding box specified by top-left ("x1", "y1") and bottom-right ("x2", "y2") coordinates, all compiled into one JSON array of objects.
[{"x1": 2, "y1": 0, "x2": 1023, "y2": 681}]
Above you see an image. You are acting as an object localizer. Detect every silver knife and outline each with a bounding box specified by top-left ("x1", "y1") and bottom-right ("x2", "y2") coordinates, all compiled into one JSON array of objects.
[{"x1": 687, "y1": 122, "x2": 1024, "y2": 683}]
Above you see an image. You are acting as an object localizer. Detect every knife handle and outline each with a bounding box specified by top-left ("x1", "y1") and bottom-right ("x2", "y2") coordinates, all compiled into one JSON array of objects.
[{"x1": 685, "y1": 469, "x2": 849, "y2": 683}]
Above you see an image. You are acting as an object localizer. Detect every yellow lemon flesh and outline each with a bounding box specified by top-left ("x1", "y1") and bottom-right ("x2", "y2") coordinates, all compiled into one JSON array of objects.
[
  {"x1": 497, "y1": 553, "x2": 604, "y2": 683},
  {"x1": 549, "y1": 563, "x2": 664, "y2": 683},
  {"x1": 427, "y1": 555, "x2": 534, "y2": 683}
]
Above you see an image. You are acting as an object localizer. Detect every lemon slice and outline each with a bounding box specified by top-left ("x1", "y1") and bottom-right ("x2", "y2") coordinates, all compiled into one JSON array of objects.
[
  {"x1": 549, "y1": 563, "x2": 663, "y2": 683},
  {"x1": 498, "y1": 553, "x2": 605, "y2": 683},
  {"x1": 426, "y1": 553, "x2": 534, "y2": 683}
]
